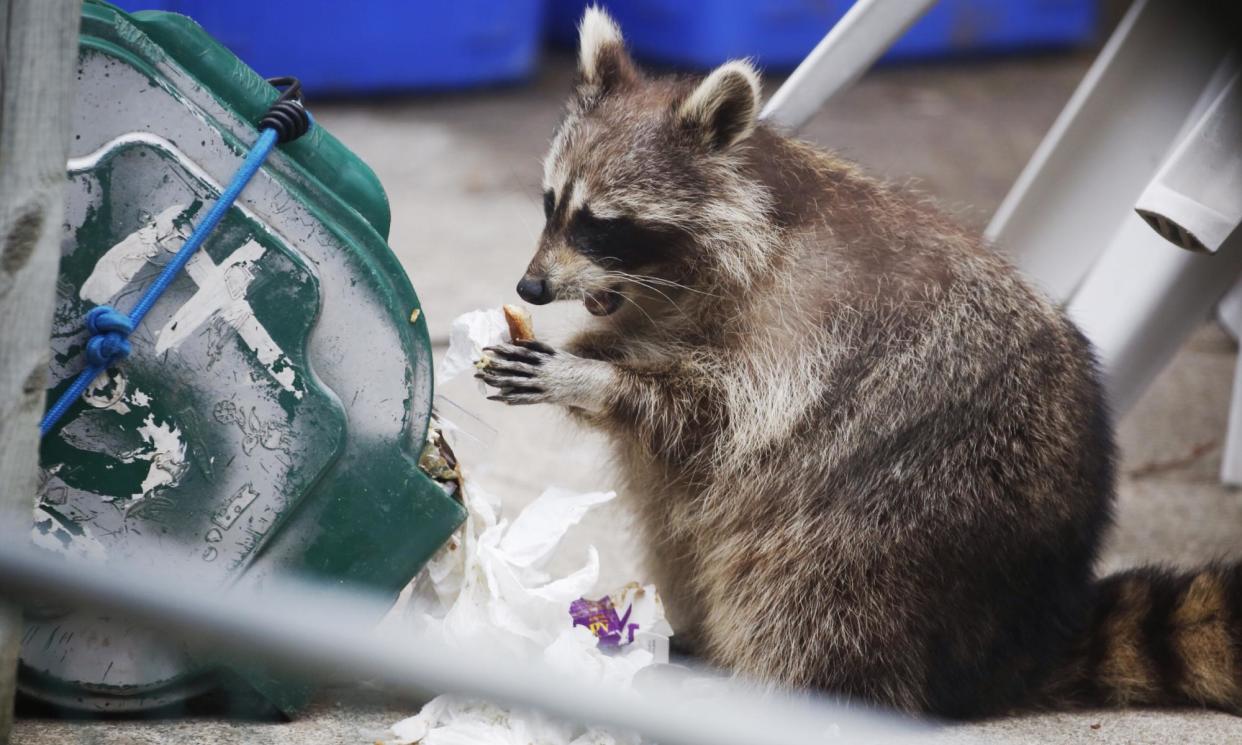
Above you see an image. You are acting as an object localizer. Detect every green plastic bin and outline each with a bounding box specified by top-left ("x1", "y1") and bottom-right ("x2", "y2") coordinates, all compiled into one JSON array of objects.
[{"x1": 21, "y1": 1, "x2": 465, "y2": 715}]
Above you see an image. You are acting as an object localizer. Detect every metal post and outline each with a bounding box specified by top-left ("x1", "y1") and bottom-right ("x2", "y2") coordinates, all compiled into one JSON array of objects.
[
  {"x1": 0, "y1": 544, "x2": 925, "y2": 745},
  {"x1": 760, "y1": 0, "x2": 937, "y2": 132},
  {"x1": 0, "y1": 0, "x2": 82, "y2": 739}
]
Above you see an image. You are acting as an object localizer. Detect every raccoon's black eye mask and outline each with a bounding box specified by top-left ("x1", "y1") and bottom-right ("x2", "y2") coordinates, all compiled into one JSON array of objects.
[{"x1": 566, "y1": 207, "x2": 680, "y2": 269}]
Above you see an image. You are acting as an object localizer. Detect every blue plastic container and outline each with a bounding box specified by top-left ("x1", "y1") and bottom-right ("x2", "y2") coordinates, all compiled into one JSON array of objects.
[
  {"x1": 547, "y1": 0, "x2": 1097, "y2": 71},
  {"x1": 112, "y1": 0, "x2": 545, "y2": 93}
]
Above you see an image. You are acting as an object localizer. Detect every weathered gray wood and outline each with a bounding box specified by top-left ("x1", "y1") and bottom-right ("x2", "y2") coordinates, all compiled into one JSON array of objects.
[{"x1": 0, "y1": 0, "x2": 82, "y2": 739}]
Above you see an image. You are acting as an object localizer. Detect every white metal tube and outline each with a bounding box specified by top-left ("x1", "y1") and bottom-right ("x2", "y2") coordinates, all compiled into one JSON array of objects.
[
  {"x1": 1066, "y1": 219, "x2": 1242, "y2": 415},
  {"x1": 760, "y1": 0, "x2": 937, "y2": 132},
  {"x1": 1216, "y1": 281, "x2": 1242, "y2": 485},
  {"x1": 1224, "y1": 347, "x2": 1242, "y2": 486},
  {"x1": 1134, "y1": 65, "x2": 1242, "y2": 254},
  {"x1": 1217, "y1": 280, "x2": 1242, "y2": 341},
  {"x1": 0, "y1": 544, "x2": 926, "y2": 745},
  {"x1": 985, "y1": 0, "x2": 1230, "y2": 301}
]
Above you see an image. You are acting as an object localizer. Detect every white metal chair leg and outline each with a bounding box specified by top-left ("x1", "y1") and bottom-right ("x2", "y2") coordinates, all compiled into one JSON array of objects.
[
  {"x1": 760, "y1": 0, "x2": 937, "y2": 132},
  {"x1": 1134, "y1": 65, "x2": 1241, "y2": 255},
  {"x1": 1066, "y1": 221, "x2": 1242, "y2": 416},
  {"x1": 1216, "y1": 280, "x2": 1242, "y2": 485},
  {"x1": 1218, "y1": 280, "x2": 1242, "y2": 341},
  {"x1": 1067, "y1": 57, "x2": 1241, "y2": 416},
  {"x1": 985, "y1": 0, "x2": 1230, "y2": 301},
  {"x1": 1127, "y1": 62, "x2": 1242, "y2": 483},
  {"x1": 1223, "y1": 350, "x2": 1242, "y2": 486}
]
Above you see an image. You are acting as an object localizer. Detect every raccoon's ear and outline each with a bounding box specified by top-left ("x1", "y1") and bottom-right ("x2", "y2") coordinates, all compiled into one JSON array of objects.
[
  {"x1": 678, "y1": 60, "x2": 761, "y2": 151},
  {"x1": 576, "y1": 6, "x2": 638, "y2": 97}
]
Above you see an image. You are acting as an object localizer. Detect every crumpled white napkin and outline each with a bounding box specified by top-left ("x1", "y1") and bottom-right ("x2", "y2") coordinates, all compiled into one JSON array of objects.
[
  {"x1": 383, "y1": 306, "x2": 674, "y2": 745},
  {"x1": 381, "y1": 479, "x2": 671, "y2": 745},
  {"x1": 436, "y1": 307, "x2": 510, "y2": 385}
]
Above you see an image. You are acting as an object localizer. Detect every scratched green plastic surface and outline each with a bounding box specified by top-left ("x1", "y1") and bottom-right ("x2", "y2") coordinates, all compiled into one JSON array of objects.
[{"x1": 30, "y1": 0, "x2": 465, "y2": 714}]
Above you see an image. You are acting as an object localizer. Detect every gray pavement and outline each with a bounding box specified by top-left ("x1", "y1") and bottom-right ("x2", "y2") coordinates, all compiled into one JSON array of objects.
[{"x1": 15, "y1": 50, "x2": 1242, "y2": 744}]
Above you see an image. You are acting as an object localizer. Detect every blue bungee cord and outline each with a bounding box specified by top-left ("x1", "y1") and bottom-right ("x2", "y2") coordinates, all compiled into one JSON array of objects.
[{"x1": 39, "y1": 77, "x2": 312, "y2": 437}]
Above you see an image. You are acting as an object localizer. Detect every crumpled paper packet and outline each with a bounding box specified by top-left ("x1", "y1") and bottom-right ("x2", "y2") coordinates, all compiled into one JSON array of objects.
[
  {"x1": 572, "y1": 583, "x2": 672, "y2": 663},
  {"x1": 380, "y1": 478, "x2": 672, "y2": 745}
]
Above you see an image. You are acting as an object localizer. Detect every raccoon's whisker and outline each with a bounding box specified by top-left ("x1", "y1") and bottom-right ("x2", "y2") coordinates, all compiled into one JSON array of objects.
[
  {"x1": 597, "y1": 269, "x2": 719, "y2": 324},
  {"x1": 606, "y1": 269, "x2": 718, "y2": 298},
  {"x1": 600, "y1": 271, "x2": 687, "y2": 315},
  {"x1": 617, "y1": 292, "x2": 658, "y2": 327},
  {"x1": 613, "y1": 279, "x2": 695, "y2": 323}
]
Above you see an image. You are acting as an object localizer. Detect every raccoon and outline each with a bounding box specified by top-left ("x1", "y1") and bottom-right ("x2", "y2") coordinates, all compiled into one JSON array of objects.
[{"x1": 478, "y1": 7, "x2": 1242, "y2": 718}]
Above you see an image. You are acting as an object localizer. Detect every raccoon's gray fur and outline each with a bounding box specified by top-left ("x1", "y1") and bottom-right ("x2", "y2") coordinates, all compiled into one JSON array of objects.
[{"x1": 480, "y1": 8, "x2": 1242, "y2": 718}]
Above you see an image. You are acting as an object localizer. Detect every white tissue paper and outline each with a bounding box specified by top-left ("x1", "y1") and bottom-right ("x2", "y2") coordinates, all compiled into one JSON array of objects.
[
  {"x1": 381, "y1": 478, "x2": 672, "y2": 745},
  {"x1": 436, "y1": 307, "x2": 511, "y2": 384},
  {"x1": 384, "y1": 307, "x2": 674, "y2": 744}
]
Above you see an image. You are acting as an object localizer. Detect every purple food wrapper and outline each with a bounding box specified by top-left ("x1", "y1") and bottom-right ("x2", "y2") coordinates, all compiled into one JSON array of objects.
[{"x1": 570, "y1": 595, "x2": 639, "y2": 650}]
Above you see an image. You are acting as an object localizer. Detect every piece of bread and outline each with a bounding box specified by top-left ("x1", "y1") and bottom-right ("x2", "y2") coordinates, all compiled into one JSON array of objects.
[{"x1": 503, "y1": 304, "x2": 535, "y2": 342}]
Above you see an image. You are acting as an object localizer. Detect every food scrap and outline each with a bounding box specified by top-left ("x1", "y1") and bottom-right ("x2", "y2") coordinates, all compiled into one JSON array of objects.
[
  {"x1": 503, "y1": 303, "x2": 535, "y2": 342},
  {"x1": 417, "y1": 420, "x2": 461, "y2": 489}
]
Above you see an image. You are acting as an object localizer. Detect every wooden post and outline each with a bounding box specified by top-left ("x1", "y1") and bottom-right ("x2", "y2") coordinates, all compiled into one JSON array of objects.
[{"x1": 0, "y1": 0, "x2": 82, "y2": 739}]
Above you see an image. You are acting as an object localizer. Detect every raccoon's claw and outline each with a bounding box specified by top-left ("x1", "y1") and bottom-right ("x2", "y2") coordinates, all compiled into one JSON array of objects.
[
  {"x1": 477, "y1": 343, "x2": 553, "y2": 406},
  {"x1": 475, "y1": 370, "x2": 541, "y2": 389},
  {"x1": 478, "y1": 343, "x2": 558, "y2": 404},
  {"x1": 476, "y1": 357, "x2": 539, "y2": 377},
  {"x1": 486, "y1": 392, "x2": 547, "y2": 406},
  {"x1": 478, "y1": 342, "x2": 614, "y2": 413},
  {"x1": 512, "y1": 339, "x2": 557, "y2": 354},
  {"x1": 482, "y1": 341, "x2": 555, "y2": 365},
  {"x1": 482, "y1": 377, "x2": 550, "y2": 405}
]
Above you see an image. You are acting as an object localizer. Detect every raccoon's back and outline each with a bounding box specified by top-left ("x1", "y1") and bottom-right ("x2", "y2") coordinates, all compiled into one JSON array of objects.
[{"x1": 766, "y1": 248, "x2": 1118, "y2": 716}]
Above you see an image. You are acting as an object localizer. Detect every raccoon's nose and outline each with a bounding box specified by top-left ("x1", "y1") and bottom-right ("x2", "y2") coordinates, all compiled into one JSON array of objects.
[{"x1": 516, "y1": 276, "x2": 552, "y2": 305}]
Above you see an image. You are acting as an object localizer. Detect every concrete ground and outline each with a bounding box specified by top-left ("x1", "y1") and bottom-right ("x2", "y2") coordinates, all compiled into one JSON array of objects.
[{"x1": 15, "y1": 49, "x2": 1242, "y2": 744}]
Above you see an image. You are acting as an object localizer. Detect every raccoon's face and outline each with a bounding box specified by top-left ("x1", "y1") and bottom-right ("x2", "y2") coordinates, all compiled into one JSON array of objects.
[{"x1": 517, "y1": 8, "x2": 762, "y2": 317}]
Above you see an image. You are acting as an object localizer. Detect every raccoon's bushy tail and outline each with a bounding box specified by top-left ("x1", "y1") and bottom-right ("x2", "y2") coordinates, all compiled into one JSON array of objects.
[{"x1": 1043, "y1": 564, "x2": 1242, "y2": 712}]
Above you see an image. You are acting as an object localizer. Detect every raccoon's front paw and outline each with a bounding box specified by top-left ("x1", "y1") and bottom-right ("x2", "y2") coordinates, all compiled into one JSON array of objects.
[{"x1": 477, "y1": 340, "x2": 615, "y2": 412}]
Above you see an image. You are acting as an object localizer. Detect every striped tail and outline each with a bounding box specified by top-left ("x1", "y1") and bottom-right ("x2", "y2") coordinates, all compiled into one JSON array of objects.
[{"x1": 1044, "y1": 564, "x2": 1242, "y2": 712}]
